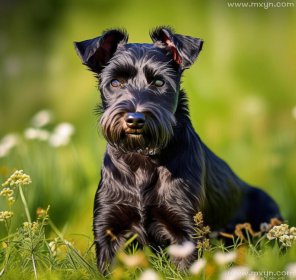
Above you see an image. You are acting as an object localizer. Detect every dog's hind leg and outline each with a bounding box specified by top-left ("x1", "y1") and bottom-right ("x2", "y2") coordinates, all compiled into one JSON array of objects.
[
  {"x1": 244, "y1": 186, "x2": 282, "y2": 230},
  {"x1": 223, "y1": 186, "x2": 282, "y2": 233}
]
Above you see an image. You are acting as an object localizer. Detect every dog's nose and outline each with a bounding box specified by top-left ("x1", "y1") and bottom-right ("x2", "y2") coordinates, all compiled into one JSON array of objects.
[{"x1": 125, "y1": 112, "x2": 146, "y2": 129}]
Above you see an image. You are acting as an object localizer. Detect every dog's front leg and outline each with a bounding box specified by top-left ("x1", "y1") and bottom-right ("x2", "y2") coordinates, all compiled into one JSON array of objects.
[
  {"x1": 93, "y1": 196, "x2": 121, "y2": 274},
  {"x1": 93, "y1": 179, "x2": 142, "y2": 275},
  {"x1": 93, "y1": 227, "x2": 126, "y2": 275},
  {"x1": 146, "y1": 204, "x2": 198, "y2": 270}
]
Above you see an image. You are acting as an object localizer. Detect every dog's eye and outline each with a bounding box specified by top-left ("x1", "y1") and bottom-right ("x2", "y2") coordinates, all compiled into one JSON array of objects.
[
  {"x1": 152, "y1": 79, "x2": 164, "y2": 87},
  {"x1": 111, "y1": 79, "x2": 121, "y2": 87}
]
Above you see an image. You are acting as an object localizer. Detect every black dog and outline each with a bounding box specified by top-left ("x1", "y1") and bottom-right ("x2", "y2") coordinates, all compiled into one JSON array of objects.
[{"x1": 75, "y1": 27, "x2": 281, "y2": 273}]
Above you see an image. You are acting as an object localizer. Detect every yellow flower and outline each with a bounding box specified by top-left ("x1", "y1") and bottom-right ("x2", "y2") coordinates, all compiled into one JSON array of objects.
[
  {"x1": 194, "y1": 212, "x2": 204, "y2": 224},
  {"x1": 196, "y1": 238, "x2": 210, "y2": 250},
  {"x1": 36, "y1": 206, "x2": 50, "y2": 219},
  {"x1": 193, "y1": 211, "x2": 211, "y2": 253},
  {"x1": 23, "y1": 221, "x2": 39, "y2": 233},
  {"x1": 290, "y1": 227, "x2": 296, "y2": 235},
  {"x1": 0, "y1": 242, "x2": 8, "y2": 249},
  {"x1": 8, "y1": 196, "x2": 15, "y2": 205},
  {"x1": 0, "y1": 211, "x2": 14, "y2": 221},
  {"x1": 0, "y1": 188, "x2": 14, "y2": 197},
  {"x1": 2, "y1": 170, "x2": 31, "y2": 187}
]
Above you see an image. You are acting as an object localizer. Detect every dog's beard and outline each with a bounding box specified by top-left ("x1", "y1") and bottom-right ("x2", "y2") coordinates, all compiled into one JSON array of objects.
[{"x1": 100, "y1": 102, "x2": 176, "y2": 155}]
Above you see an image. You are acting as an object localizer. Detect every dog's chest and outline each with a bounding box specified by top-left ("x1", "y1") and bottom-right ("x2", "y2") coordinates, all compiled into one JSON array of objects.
[
  {"x1": 133, "y1": 164, "x2": 195, "y2": 210},
  {"x1": 134, "y1": 167, "x2": 155, "y2": 189}
]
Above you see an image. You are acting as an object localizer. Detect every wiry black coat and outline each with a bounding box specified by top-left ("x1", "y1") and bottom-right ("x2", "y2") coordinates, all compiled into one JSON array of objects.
[{"x1": 75, "y1": 27, "x2": 281, "y2": 274}]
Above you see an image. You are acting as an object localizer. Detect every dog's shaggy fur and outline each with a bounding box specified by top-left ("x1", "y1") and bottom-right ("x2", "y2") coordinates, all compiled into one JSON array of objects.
[{"x1": 75, "y1": 27, "x2": 281, "y2": 274}]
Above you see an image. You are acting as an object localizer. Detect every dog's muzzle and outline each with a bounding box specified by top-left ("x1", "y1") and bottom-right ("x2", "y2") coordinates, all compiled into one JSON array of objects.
[{"x1": 124, "y1": 112, "x2": 146, "y2": 134}]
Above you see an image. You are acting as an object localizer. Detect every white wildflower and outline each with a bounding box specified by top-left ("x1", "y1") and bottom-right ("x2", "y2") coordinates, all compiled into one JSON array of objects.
[
  {"x1": 118, "y1": 251, "x2": 147, "y2": 268},
  {"x1": 167, "y1": 241, "x2": 195, "y2": 258},
  {"x1": 31, "y1": 109, "x2": 53, "y2": 127},
  {"x1": 49, "y1": 123, "x2": 75, "y2": 147},
  {"x1": 290, "y1": 227, "x2": 296, "y2": 235},
  {"x1": 241, "y1": 96, "x2": 265, "y2": 117},
  {"x1": 279, "y1": 235, "x2": 295, "y2": 247},
  {"x1": 286, "y1": 263, "x2": 296, "y2": 279},
  {"x1": 24, "y1": 128, "x2": 50, "y2": 141},
  {"x1": 189, "y1": 258, "x2": 206, "y2": 275},
  {"x1": 119, "y1": 253, "x2": 144, "y2": 267},
  {"x1": 49, "y1": 240, "x2": 57, "y2": 257},
  {"x1": 292, "y1": 106, "x2": 296, "y2": 120},
  {"x1": 220, "y1": 266, "x2": 250, "y2": 280},
  {"x1": 139, "y1": 269, "x2": 159, "y2": 280},
  {"x1": 214, "y1": 251, "x2": 237, "y2": 266},
  {"x1": 267, "y1": 224, "x2": 296, "y2": 247},
  {"x1": 0, "y1": 134, "x2": 18, "y2": 158},
  {"x1": 267, "y1": 224, "x2": 289, "y2": 240},
  {"x1": 64, "y1": 240, "x2": 72, "y2": 246}
]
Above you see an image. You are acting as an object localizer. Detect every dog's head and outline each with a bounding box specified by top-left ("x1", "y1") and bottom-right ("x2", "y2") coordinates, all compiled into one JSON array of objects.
[{"x1": 75, "y1": 27, "x2": 203, "y2": 155}]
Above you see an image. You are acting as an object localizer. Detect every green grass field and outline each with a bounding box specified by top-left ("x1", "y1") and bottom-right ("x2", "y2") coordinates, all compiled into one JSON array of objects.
[
  {"x1": 0, "y1": 0, "x2": 296, "y2": 279},
  {"x1": 0, "y1": 170, "x2": 296, "y2": 279}
]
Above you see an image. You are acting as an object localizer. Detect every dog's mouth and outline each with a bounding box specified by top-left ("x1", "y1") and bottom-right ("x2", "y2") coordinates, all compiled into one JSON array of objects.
[{"x1": 124, "y1": 128, "x2": 144, "y2": 136}]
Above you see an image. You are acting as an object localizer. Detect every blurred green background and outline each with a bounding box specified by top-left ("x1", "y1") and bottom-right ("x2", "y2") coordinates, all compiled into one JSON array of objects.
[{"x1": 0, "y1": 0, "x2": 295, "y2": 249}]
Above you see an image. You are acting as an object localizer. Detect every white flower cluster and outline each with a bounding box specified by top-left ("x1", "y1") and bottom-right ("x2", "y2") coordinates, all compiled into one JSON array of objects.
[
  {"x1": 1, "y1": 110, "x2": 76, "y2": 158},
  {"x1": 189, "y1": 251, "x2": 237, "y2": 276},
  {"x1": 267, "y1": 224, "x2": 296, "y2": 247},
  {"x1": 139, "y1": 269, "x2": 159, "y2": 280},
  {"x1": 48, "y1": 123, "x2": 75, "y2": 147},
  {"x1": 0, "y1": 134, "x2": 18, "y2": 158},
  {"x1": 48, "y1": 238, "x2": 72, "y2": 258},
  {"x1": 25, "y1": 109, "x2": 75, "y2": 147},
  {"x1": 214, "y1": 251, "x2": 237, "y2": 266},
  {"x1": 31, "y1": 110, "x2": 53, "y2": 127},
  {"x1": 167, "y1": 241, "x2": 195, "y2": 258},
  {"x1": 167, "y1": 241, "x2": 239, "y2": 276}
]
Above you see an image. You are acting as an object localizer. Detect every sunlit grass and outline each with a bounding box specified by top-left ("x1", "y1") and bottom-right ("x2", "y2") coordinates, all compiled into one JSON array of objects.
[
  {"x1": 0, "y1": 1, "x2": 295, "y2": 278},
  {"x1": 0, "y1": 168, "x2": 296, "y2": 279}
]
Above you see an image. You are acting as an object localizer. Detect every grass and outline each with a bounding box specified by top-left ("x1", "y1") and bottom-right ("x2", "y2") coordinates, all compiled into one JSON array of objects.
[
  {"x1": 0, "y1": 1, "x2": 295, "y2": 278},
  {"x1": 0, "y1": 166, "x2": 296, "y2": 279}
]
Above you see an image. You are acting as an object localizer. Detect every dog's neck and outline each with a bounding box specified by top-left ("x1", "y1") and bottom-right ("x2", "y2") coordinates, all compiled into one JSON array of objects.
[{"x1": 174, "y1": 90, "x2": 191, "y2": 125}]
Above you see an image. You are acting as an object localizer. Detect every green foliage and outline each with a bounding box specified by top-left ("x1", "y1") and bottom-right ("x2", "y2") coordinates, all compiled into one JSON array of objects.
[
  {"x1": 0, "y1": 0, "x2": 295, "y2": 278},
  {"x1": 0, "y1": 171, "x2": 296, "y2": 279}
]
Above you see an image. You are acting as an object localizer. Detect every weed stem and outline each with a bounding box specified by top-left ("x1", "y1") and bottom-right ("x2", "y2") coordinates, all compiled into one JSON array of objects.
[{"x1": 18, "y1": 185, "x2": 32, "y2": 223}]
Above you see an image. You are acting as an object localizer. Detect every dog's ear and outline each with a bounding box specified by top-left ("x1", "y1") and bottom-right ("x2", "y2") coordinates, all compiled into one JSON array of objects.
[
  {"x1": 74, "y1": 29, "x2": 128, "y2": 73},
  {"x1": 150, "y1": 27, "x2": 203, "y2": 70}
]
